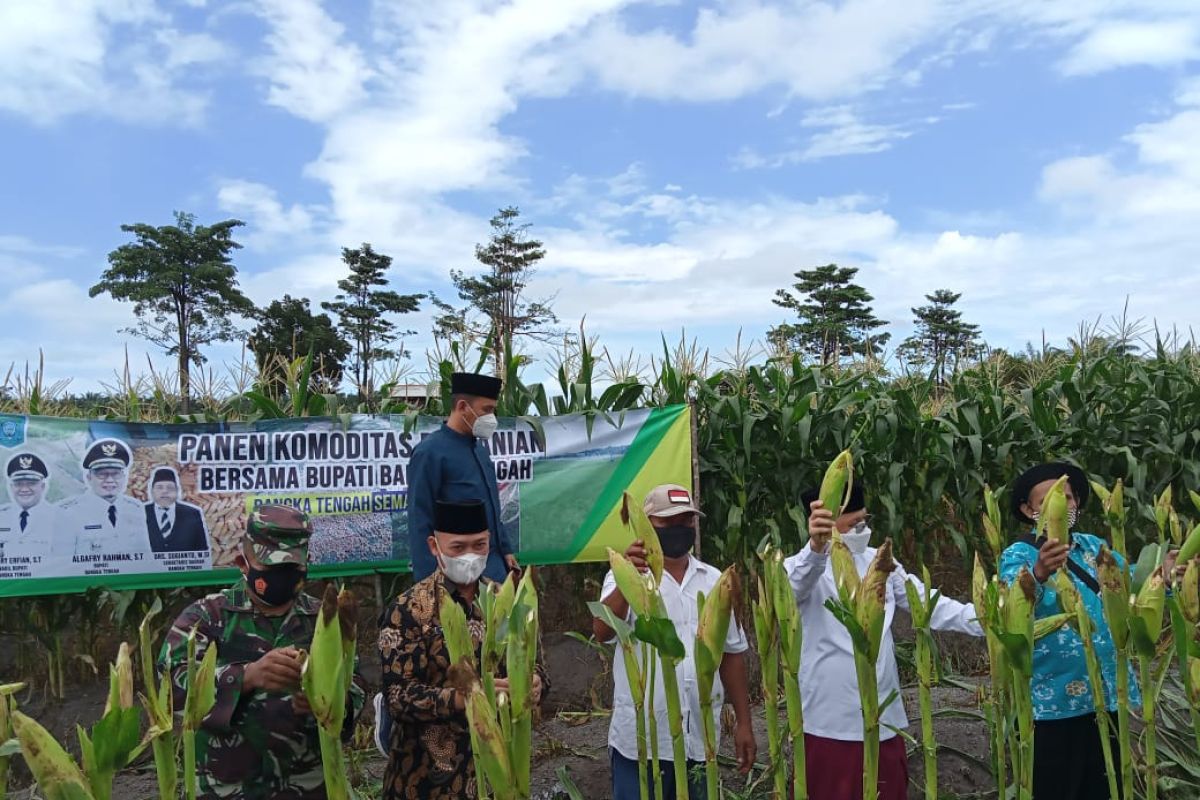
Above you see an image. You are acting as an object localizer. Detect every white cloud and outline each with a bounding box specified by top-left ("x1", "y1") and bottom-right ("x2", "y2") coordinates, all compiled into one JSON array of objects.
[
  {"x1": 0, "y1": 0, "x2": 227, "y2": 125},
  {"x1": 215, "y1": 180, "x2": 323, "y2": 247},
  {"x1": 736, "y1": 106, "x2": 914, "y2": 167},
  {"x1": 252, "y1": 0, "x2": 373, "y2": 122},
  {"x1": 1058, "y1": 20, "x2": 1199, "y2": 75}
]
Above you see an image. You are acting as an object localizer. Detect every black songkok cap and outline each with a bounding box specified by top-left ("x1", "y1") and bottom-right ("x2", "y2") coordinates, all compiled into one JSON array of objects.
[
  {"x1": 800, "y1": 482, "x2": 866, "y2": 515},
  {"x1": 152, "y1": 467, "x2": 177, "y2": 485},
  {"x1": 434, "y1": 499, "x2": 489, "y2": 535},
  {"x1": 1010, "y1": 462, "x2": 1089, "y2": 524},
  {"x1": 450, "y1": 372, "x2": 502, "y2": 400}
]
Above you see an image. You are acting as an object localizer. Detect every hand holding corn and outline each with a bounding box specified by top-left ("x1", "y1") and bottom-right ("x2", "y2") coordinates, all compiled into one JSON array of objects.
[
  {"x1": 1033, "y1": 540, "x2": 1069, "y2": 583},
  {"x1": 493, "y1": 675, "x2": 544, "y2": 706},
  {"x1": 806, "y1": 500, "x2": 836, "y2": 553},
  {"x1": 624, "y1": 540, "x2": 651, "y2": 573},
  {"x1": 244, "y1": 647, "x2": 304, "y2": 692}
]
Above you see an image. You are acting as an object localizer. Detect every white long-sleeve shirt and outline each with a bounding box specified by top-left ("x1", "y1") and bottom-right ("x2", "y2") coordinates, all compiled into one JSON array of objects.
[
  {"x1": 783, "y1": 541, "x2": 983, "y2": 741},
  {"x1": 602, "y1": 556, "x2": 749, "y2": 762}
]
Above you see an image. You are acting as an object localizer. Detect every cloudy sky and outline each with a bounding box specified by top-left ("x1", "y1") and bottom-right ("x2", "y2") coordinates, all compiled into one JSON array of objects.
[{"x1": 2, "y1": 0, "x2": 1200, "y2": 393}]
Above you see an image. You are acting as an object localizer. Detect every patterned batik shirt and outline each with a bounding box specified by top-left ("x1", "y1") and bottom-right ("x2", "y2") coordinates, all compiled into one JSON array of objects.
[
  {"x1": 158, "y1": 580, "x2": 367, "y2": 800},
  {"x1": 378, "y1": 571, "x2": 548, "y2": 800},
  {"x1": 999, "y1": 531, "x2": 1142, "y2": 721}
]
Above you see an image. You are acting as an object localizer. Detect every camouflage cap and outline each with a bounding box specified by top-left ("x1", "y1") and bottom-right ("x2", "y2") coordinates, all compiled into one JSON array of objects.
[{"x1": 244, "y1": 504, "x2": 312, "y2": 566}]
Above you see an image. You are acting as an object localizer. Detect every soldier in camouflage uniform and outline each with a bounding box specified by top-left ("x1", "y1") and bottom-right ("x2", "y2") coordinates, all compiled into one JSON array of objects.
[{"x1": 159, "y1": 504, "x2": 366, "y2": 800}]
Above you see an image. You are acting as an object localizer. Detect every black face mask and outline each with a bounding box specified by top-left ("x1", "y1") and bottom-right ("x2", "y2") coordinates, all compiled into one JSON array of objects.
[
  {"x1": 246, "y1": 564, "x2": 306, "y2": 607},
  {"x1": 655, "y1": 524, "x2": 694, "y2": 558}
]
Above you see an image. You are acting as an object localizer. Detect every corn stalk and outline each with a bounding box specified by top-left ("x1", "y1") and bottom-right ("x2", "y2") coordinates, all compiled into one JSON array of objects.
[
  {"x1": 1170, "y1": 556, "x2": 1200, "y2": 756},
  {"x1": 590, "y1": 602, "x2": 650, "y2": 800},
  {"x1": 752, "y1": 546, "x2": 788, "y2": 800},
  {"x1": 1129, "y1": 566, "x2": 1167, "y2": 800},
  {"x1": 181, "y1": 627, "x2": 219, "y2": 800},
  {"x1": 694, "y1": 566, "x2": 739, "y2": 800},
  {"x1": 903, "y1": 567, "x2": 941, "y2": 800},
  {"x1": 299, "y1": 585, "x2": 358, "y2": 800},
  {"x1": 138, "y1": 600, "x2": 178, "y2": 800},
  {"x1": 1098, "y1": 547, "x2": 1137, "y2": 800},
  {"x1": 972, "y1": 557, "x2": 1010, "y2": 795}
]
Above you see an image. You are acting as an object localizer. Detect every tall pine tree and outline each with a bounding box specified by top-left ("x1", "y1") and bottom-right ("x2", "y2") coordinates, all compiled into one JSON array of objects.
[
  {"x1": 322, "y1": 244, "x2": 423, "y2": 403},
  {"x1": 433, "y1": 207, "x2": 558, "y2": 376},
  {"x1": 769, "y1": 264, "x2": 890, "y2": 364},
  {"x1": 898, "y1": 289, "x2": 982, "y2": 383}
]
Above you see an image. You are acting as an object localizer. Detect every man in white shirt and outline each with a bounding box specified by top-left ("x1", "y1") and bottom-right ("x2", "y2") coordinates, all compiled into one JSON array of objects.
[
  {"x1": 58, "y1": 438, "x2": 150, "y2": 568},
  {"x1": 786, "y1": 483, "x2": 983, "y2": 800},
  {"x1": 0, "y1": 452, "x2": 55, "y2": 575},
  {"x1": 593, "y1": 484, "x2": 756, "y2": 800}
]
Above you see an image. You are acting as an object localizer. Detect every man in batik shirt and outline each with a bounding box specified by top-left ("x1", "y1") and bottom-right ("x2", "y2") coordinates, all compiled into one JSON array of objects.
[{"x1": 379, "y1": 499, "x2": 546, "y2": 800}]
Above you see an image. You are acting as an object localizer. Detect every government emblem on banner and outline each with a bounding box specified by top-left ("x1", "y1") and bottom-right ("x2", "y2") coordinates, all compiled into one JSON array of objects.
[{"x1": 0, "y1": 416, "x2": 25, "y2": 448}]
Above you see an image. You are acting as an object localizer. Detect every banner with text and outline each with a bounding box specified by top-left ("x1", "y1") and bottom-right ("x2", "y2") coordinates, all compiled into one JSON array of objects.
[{"x1": 0, "y1": 405, "x2": 692, "y2": 596}]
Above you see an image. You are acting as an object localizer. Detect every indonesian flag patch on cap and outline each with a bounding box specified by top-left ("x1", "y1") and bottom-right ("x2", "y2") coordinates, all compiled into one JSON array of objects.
[{"x1": 668, "y1": 489, "x2": 692, "y2": 505}]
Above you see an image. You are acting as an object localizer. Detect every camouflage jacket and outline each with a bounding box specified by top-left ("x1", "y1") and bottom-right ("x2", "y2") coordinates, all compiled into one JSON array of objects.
[
  {"x1": 159, "y1": 580, "x2": 367, "y2": 800},
  {"x1": 378, "y1": 571, "x2": 548, "y2": 800}
]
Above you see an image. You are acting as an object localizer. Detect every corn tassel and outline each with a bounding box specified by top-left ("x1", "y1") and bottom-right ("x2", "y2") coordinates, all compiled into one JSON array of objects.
[
  {"x1": 138, "y1": 602, "x2": 177, "y2": 800},
  {"x1": 0, "y1": 683, "x2": 26, "y2": 800},
  {"x1": 903, "y1": 567, "x2": 941, "y2": 800},
  {"x1": 11, "y1": 710, "x2": 94, "y2": 800},
  {"x1": 694, "y1": 567, "x2": 738, "y2": 800},
  {"x1": 818, "y1": 450, "x2": 853, "y2": 516},
  {"x1": 182, "y1": 627, "x2": 218, "y2": 800}
]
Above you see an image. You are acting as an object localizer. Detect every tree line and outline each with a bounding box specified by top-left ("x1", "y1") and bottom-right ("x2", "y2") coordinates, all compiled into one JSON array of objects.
[{"x1": 89, "y1": 209, "x2": 984, "y2": 411}]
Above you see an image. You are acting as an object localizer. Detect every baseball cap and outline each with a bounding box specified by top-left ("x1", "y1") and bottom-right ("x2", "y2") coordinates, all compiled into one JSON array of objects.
[
  {"x1": 643, "y1": 484, "x2": 704, "y2": 519},
  {"x1": 245, "y1": 504, "x2": 312, "y2": 566}
]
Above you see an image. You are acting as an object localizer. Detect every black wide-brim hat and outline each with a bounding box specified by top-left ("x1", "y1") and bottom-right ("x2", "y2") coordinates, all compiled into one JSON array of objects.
[
  {"x1": 800, "y1": 482, "x2": 865, "y2": 515},
  {"x1": 1010, "y1": 462, "x2": 1090, "y2": 525}
]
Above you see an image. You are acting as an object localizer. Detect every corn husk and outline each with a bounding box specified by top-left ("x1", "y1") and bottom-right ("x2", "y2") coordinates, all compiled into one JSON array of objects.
[
  {"x1": 1180, "y1": 558, "x2": 1200, "y2": 625},
  {"x1": 1129, "y1": 570, "x2": 1167, "y2": 657},
  {"x1": 829, "y1": 536, "x2": 861, "y2": 605},
  {"x1": 607, "y1": 547, "x2": 655, "y2": 618},
  {"x1": 1156, "y1": 486, "x2": 1174, "y2": 540},
  {"x1": 12, "y1": 711, "x2": 94, "y2": 800},
  {"x1": 856, "y1": 540, "x2": 896, "y2": 661},
  {"x1": 982, "y1": 485, "x2": 1004, "y2": 562},
  {"x1": 818, "y1": 450, "x2": 854, "y2": 516},
  {"x1": 1177, "y1": 524, "x2": 1200, "y2": 565},
  {"x1": 1038, "y1": 475, "x2": 1071, "y2": 546},
  {"x1": 1097, "y1": 547, "x2": 1131, "y2": 651},
  {"x1": 623, "y1": 492, "x2": 664, "y2": 583},
  {"x1": 466, "y1": 685, "x2": 516, "y2": 800}
]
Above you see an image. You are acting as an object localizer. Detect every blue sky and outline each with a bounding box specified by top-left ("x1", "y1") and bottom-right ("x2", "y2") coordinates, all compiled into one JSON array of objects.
[{"x1": 2, "y1": 1, "x2": 1200, "y2": 394}]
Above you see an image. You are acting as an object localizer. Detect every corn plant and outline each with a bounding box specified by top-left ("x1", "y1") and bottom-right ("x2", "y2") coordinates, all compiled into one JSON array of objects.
[
  {"x1": 1098, "y1": 547, "x2": 1137, "y2": 800},
  {"x1": 590, "y1": 601, "x2": 651, "y2": 800},
  {"x1": 903, "y1": 567, "x2": 942, "y2": 800},
  {"x1": 182, "y1": 628, "x2": 219, "y2": 800},
  {"x1": 1129, "y1": 566, "x2": 1168, "y2": 800},
  {"x1": 751, "y1": 570, "x2": 785, "y2": 800},
  {"x1": 754, "y1": 542, "x2": 803, "y2": 800},
  {"x1": 694, "y1": 566, "x2": 739, "y2": 800},
  {"x1": 972, "y1": 558, "x2": 1011, "y2": 795},
  {"x1": 138, "y1": 601, "x2": 177, "y2": 800},
  {"x1": 0, "y1": 682, "x2": 25, "y2": 800},
  {"x1": 1167, "y1": 556, "x2": 1200, "y2": 759},
  {"x1": 824, "y1": 536, "x2": 896, "y2": 800},
  {"x1": 299, "y1": 585, "x2": 359, "y2": 800},
  {"x1": 77, "y1": 643, "x2": 143, "y2": 800}
]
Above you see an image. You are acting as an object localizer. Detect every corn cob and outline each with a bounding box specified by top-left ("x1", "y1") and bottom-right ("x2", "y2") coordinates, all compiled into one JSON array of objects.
[
  {"x1": 300, "y1": 585, "x2": 357, "y2": 800},
  {"x1": 623, "y1": 491, "x2": 664, "y2": 582},
  {"x1": 982, "y1": 485, "x2": 1004, "y2": 564},
  {"x1": 467, "y1": 685, "x2": 517, "y2": 800},
  {"x1": 607, "y1": 547, "x2": 655, "y2": 618},
  {"x1": 11, "y1": 711, "x2": 95, "y2": 800},
  {"x1": 829, "y1": 536, "x2": 861, "y2": 606},
  {"x1": 138, "y1": 602, "x2": 177, "y2": 800},
  {"x1": 818, "y1": 450, "x2": 854, "y2": 516},
  {"x1": 1180, "y1": 557, "x2": 1200, "y2": 625},
  {"x1": 1176, "y1": 523, "x2": 1200, "y2": 565},
  {"x1": 694, "y1": 566, "x2": 738, "y2": 799},
  {"x1": 1091, "y1": 479, "x2": 1128, "y2": 560},
  {"x1": 1037, "y1": 475, "x2": 1070, "y2": 546},
  {"x1": 1155, "y1": 486, "x2": 1173, "y2": 543}
]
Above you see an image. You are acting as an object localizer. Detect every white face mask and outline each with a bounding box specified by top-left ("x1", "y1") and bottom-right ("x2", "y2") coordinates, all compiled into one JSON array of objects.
[
  {"x1": 465, "y1": 404, "x2": 499, "y2": 440},
  {"x1": 841, "y1": 521, "x2": 872, "y2": 554},
  {"x1": 437, "y1": 544, "x2": 488, "y2": 585}
]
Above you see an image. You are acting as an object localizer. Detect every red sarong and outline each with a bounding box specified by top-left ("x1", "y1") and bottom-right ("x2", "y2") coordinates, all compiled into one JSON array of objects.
[{"x1": 800, "y1": 733, "x2": 909, "y2": 800}]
